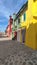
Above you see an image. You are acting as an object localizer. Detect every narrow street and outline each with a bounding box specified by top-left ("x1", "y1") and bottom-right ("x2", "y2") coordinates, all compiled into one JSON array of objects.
[
  {"x1": 0, "y1": 35, "x2": 37, "y2": 65},
  {"x1": 0, "y1": 0, "x2": 37, "y2": 65}
]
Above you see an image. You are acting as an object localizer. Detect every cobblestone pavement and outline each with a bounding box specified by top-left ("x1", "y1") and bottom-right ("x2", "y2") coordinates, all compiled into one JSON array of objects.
[{"x1": 0, "y1": 40, "x2": 37, "y2": 65}]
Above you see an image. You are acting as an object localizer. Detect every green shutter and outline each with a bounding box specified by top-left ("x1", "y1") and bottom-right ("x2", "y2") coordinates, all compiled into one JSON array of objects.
[
  {"x1": 24, "y1": 13, "x2": 26, "y2": 21},
  {"x1": 18, "y1": 18, "x2": 20, "y2": 24}
]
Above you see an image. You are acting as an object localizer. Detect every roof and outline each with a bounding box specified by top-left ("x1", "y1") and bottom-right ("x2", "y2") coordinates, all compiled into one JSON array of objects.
[{"x1": 14, "y1": 1, "x2": 28, "y2": 21}]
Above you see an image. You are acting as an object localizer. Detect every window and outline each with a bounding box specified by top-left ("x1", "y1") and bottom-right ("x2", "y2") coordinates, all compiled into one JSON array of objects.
[
  {"x1": 21, "y1": 13, "x2": 26, "y2": 22},
  {"x1": 22, "y1": 15, "x2": 24, "y2": 21},
  {"x1": 15, "y1": 22, "x2": 16, "y2": 26},
  {"x1": 18, "y1": 18, "x2": 20, "y2": 24},
  {"x1": 24, "y1": 13, "x2": 26, "y2": 21}
]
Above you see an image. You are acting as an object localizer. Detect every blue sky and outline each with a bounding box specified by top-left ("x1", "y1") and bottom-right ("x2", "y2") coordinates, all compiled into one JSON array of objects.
[{"x1": 0, "y1": 0, "x2": 27, "y2": 32}]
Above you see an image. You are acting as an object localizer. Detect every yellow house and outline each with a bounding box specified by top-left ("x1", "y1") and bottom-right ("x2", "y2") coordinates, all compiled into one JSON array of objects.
[
  {"x1": 12, "y1": 0, "x2": 37, "y2": 50},
  {"x1": 14, "y1": 1, "x2": 28, "y2": 43},
  {"x1": 25, "y1": 0, "x2": 37, "y2": 50}
]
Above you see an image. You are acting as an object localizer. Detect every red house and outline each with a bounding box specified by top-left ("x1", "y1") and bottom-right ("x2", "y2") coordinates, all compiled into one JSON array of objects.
[{"x1": 5, "y1": 16, "x2": 13, "y2": 37}]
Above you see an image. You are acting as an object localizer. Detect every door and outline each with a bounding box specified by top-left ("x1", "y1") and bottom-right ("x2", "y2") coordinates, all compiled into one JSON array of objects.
[
  {"x1": 17, "y1": 30, "x2": 21, "y2": 42},
  {"x1": 21, "y1": 28, "x2": 26, "y2": 43}
]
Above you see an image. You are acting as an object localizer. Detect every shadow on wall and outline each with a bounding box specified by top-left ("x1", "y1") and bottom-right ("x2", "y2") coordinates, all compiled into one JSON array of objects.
[
  {"x1": 21, "y1": 28, "x2": 26, "y2": 43},
  {"x1": 25, "y1": 22, "x2": 37, "y2": 50}
]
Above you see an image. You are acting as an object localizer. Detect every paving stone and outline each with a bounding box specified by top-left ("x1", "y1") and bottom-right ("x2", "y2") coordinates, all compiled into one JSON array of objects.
[
  {"x1": 0, "y1": 58, "x2": 2, "y2": 63},
  {"x1": 9, "y1": 62, "x2": 13, "y2": 65},
  {"x1": 5, "y1": 62, "x2": 8, "y2": 65},
  {"x1": 35, "y1": 63, "x2": 37, "y2": 65},
  {"x1": 25, "y1": 58, "x2": 28, "y2": 61},
  {"x1": 33, "y1": 60, "x2": 36, "y2": 63},
  {"x1": 22, "y1": 62, "x2": 26, "y2": 65},
  {"x1": 0, "y1": 40, "x2": 37, "y2": 65},
  {"x1": 15, "y1": 61, "x2": 18, "y2": 65},
  {"x1": 2, "y1": 59, "x2": 5, "y2": 64},
  {"x1": 28, "y1": 62, "x2": 33, "y2": 65},
  {"x1": 20, "y1": 60, "x2": 22, "y2": 63}
]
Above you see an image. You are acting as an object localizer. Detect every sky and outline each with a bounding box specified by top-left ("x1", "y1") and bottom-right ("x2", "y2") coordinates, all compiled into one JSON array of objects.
[{"x1": 0, "y1": 0, "x2": 27, "y2": 32}]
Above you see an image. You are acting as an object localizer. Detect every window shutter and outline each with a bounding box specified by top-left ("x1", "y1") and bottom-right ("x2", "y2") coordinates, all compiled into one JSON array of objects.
[{"x1": 24, "y1": 13, "x2": 26, "y2": 21}]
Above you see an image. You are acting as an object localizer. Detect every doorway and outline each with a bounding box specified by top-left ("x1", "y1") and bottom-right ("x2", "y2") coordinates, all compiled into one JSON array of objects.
[{"x1": 21, "y1": 28, "x2": 26, "y2": 43}]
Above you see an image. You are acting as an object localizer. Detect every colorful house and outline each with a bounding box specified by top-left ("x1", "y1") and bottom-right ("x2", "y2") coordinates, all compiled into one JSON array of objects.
[
  {"x1": 12, "y1": 1, "x2": 28, "y2": 42},
  {"x1": 5, "y1": 16, "x2": 13, "y2": 37},
  {"x1": 25, "y1": 0, "x2": 37, "y2": 50},
  {"x1": 5, "y1": 25, "x2": 10, "y2": 37},
  {"x1": 12, "y1": 13, "x2": 17, "y2": 39},
  {"x1": 12, "y1": 0, "x2": 37, "y2": 50}
]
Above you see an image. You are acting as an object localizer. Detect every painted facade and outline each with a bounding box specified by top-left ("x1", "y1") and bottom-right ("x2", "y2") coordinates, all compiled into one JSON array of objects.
[
  {"x1": 25, "y1": 0, "x2": 37, "y2": 50},
  {"x1": 12, "y1": 14, "x2": 17, "y2": 39},
  {"x1": 12, "y1": 2, "x2": 28, "y2": 42},
  {"x1": 12, "y1": 0, "x2": 37, "y2": 50},
  {"x1": 5, "y1": 16, "x2": 13, "y2": 37}
]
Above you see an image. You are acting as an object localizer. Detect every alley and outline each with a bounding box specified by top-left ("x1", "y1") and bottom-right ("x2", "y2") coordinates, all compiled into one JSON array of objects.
[{"x1": 0, "y1": 39, "x2": 37, "y2": 65}]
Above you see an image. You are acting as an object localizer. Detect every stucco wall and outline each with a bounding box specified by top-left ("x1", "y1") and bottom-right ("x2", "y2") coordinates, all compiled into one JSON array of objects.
[{"x1": 25, "y1": 0, "x2": 37, "y2": 50}]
